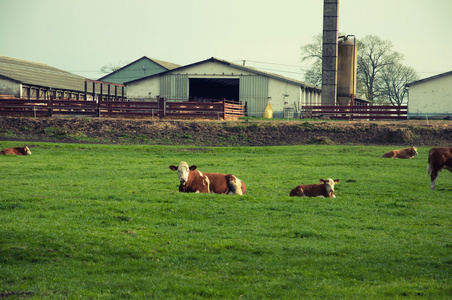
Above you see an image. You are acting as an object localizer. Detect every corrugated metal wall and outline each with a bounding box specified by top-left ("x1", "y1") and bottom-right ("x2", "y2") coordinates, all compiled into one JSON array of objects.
[
  {"x1": 160, "y1": 75, "x2": 188, "y2": 101},
  {"x1": 239, "y1": 75, "x2": 268, "y2": 117}
]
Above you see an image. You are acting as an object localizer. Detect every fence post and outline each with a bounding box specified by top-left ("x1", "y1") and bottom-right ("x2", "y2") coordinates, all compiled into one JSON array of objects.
[
  {"x1": 158, "y1": 97, "x2": 166, "y2": 118},
  {"x1": 97, "y1": 99, "x2": 101, "y2": 117},
  {"x1": 349, "y1": 103, "x2": 353, "y2": 121},
  {"x1": 48, "y1": 95, "x2": 53, "y2": 117},
  {"x1": 84, "y1": 81, "x2": 87, "y2": 100},
  {"x1": 222, "y1": 98, "x2": 226, "y2": 120}
]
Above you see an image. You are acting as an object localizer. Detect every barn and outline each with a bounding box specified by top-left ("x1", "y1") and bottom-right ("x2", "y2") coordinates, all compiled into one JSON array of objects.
[
  {"x1": 125, "y1": 57, "x2": 321, "y2": 118},
  {"x1": 407, "y1": 70, "x2": 452, "y2": 119},
  {"x1": 98, "y1": 56, "x2": 180, "y2": 85},
  {"x1": 0, "y1": 55, "x2": 87, "y2": 99},
  {"x1": 0, "y1": 55, "x2": 125, "y2": 101}
]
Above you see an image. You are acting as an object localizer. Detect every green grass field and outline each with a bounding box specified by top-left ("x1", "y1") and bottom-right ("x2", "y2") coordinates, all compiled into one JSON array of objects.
[{"x1": 0, "y1": 142, "x2": 450, "y2": 299}]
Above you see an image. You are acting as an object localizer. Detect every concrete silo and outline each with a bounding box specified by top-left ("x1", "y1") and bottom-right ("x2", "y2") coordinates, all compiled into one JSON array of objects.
[{"x1": 321, "y1": 0, "x2": 339, "y2": 105}]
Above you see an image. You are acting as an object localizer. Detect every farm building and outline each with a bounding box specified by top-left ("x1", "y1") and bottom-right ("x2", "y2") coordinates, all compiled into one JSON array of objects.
[
  {"x1": 125, "y1": 57, "x2": 321, "y2": 118},
  {"x1": 0, "y1": 55, "x2": 88, "y2": 99},
  {"x1": 0, "y1": 56, "x2": 124, "y2": 101},
  {"x1": 98, "y1": 56, "x2": 180, "y2": 85},
  {"x1": 407, "y1": 70, "x2": 452, "y2": 119}
]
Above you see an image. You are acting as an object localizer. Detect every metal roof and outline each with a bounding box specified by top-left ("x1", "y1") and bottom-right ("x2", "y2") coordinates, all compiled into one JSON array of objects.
[
  {"x1": 125, "y1": 57, "x2": 321, "y2": 91},
  {"x1": 150, "y1": 57, "x2": 181, "y2": 70},
  {"x1": 0, "y1": 55, "x2": 87, "y2": 92},
  {"x1": 406, "y1": 70, "x2": 452, "y2": 87}
]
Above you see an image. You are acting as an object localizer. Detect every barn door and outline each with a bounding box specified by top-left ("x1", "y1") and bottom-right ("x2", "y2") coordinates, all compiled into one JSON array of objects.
[
  {"x1": 239, "y1": 75, "x2": 268, "y2": 117},
  {"x1": 160, "y1": 75, "x2": 188, "y2": 101}
]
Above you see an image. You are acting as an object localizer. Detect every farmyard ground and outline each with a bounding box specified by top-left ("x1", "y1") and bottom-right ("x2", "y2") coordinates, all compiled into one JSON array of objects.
[{"x1": 1, "y1": 116, "x2": 451, "y2": 147}]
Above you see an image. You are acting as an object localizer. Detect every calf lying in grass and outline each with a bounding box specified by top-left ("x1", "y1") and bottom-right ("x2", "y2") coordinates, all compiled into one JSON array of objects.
[
  {"x1": 290, "y1": 178, "x2": 339, "y2": 198},
  {"x1": 0, "y1": 146, "x2": 32, "y2": 155},
  {"x1": 382, "y1": 146, "x2": 418, "y2": 159}
]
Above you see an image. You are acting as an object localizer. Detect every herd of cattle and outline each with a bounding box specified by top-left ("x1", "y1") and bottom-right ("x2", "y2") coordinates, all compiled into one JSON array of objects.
[
  {"x1": 168, "y1": 145, "x2": 451, "y2": 195},
  {"x1": 1, "y1": 145, "x2": 451, "y2": 194}
]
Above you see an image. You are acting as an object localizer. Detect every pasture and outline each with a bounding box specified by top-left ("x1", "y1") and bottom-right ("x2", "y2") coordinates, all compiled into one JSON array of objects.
[{"x1": 0, "y1": 142, "x2": 451, "y2": 298}]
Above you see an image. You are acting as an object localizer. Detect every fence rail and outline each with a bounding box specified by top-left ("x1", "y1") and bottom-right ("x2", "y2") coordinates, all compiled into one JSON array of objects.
[
  {"x1": 302, "y1": 105, "x2": 407, "y2": 120},
  {"x1": 0, "y1": 97, "x2": 245, "y2": 120}
]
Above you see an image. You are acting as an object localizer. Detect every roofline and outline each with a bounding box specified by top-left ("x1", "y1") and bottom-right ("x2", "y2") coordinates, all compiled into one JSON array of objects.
[
  {"x1": 407, "y1": 70, "x2": 452, "y2": 87},
  {"x1": 0, "y1": 74, "x2": 22, "y2": 84},
  {"x1": 125, "y1": 57, "x2": 321, "y2": 91},
  {"x1": 150, "y1": 58, "x2": 181, "y2": 70},
  {"x1": 98, "y1": 56, "x2": 148, "y2": 80},
  {"x1": 97, "y1": 56, "x2": 180, "y2": 81},
  {"x1": 0, "y1": 70, "x2": 118, "y2": 93},
  {"x1": 1, "y1": 73, "x2": 86, "y2": 92}
]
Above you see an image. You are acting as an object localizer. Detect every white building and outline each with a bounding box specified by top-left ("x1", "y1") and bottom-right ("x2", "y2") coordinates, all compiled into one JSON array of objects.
[
  {"x1": 125, "y1": 57, "x2": 321, "y2": 118},
  {"x1": 407, "y1": 71, "x2": 452, "y2": 119}
]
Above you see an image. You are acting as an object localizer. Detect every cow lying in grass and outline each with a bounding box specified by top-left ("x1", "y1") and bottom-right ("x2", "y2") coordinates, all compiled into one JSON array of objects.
[
  {"x1": 289, "y1": 178, "x2": 339, "y2": 198},
  {"x1": 0, "y1": 146, "x2": 32, "y2": 155},
  {"x1": 427, "y1": 147, "x2": 452, "y2": 190},
  {"x1": 169, "y1": 161, "x2": 246, "y2": 195},
  {"x1": 382, "y1": 146, "x2": 418, "y2": 159}
]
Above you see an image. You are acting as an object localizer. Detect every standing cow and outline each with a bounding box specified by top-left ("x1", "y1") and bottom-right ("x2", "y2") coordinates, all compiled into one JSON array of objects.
[
  {"x1": 169, "y1": 161, "x2": 246, "y2": 195},
  {"x1": 427, "y1": 147, "x2": 452, "y2": 190},
  {"x1": 382, "y1": 146, "x2": 418, "y2": 159},
  {"x1": 0, "y1": 146, "x2": 32, "y2": 155},
  {"x1": 290, "y1": 178, "x2": 339, "y2": 198}
]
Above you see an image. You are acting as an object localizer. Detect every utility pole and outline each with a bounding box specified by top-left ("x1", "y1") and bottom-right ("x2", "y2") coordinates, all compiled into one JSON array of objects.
[{"x1": 321, "y1": 0, "x2": 339, "y2": 105}]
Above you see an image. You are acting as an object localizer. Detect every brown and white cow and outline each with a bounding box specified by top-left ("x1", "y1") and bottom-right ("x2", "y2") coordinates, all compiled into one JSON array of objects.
[
  {"x1": 169, "y1": 161, "x2": 246, "y2": 195},
  {"x1": 427, "y1": 147, "x2": 452, "y2": 190},
  {"x1": 0, "y1": 146, "x2": 32, "y2": 156},
  {"x1": 289, "y1": 178, "x2": 339, "y2": 198},
  {"x1": 382, "y1": 146, "x2": 418, "y2": 159}
]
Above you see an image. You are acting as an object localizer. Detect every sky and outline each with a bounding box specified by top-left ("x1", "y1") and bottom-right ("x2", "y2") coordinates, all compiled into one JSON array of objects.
[{"x1": 1, "y1": 0, "x2": 451, "y2": 82}]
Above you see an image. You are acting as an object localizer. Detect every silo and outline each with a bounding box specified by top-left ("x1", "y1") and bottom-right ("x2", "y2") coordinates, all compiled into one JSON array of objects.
[
  {"x1": 337, "y1": 35, "x2": 357, "y2": 106},
  {"x1": 321, "y1": 0, "x2": 339, "y2": 105}
]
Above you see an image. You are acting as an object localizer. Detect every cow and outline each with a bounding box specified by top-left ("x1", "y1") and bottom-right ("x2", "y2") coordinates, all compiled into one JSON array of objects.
[
  {"x1": 427, "y1": 147, "x2": 452, "y2": 190},
  {"x1": 289, "y1": 178, "x2": 339, "y2": 198},
  {"x1": 382, "y1": 146, "x2": 418, "y2": 159},
  {"x1": 0, "y1": 146, "x2": 32, "y2": 156},
  {"x1": 169, "y1": 161, "x2": 246, "y2": 195}
]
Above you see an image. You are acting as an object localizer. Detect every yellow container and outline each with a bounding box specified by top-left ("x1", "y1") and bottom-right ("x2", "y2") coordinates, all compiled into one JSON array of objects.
[{"x1": 263, "y1": 103, "x2": 273, "y2": 118}]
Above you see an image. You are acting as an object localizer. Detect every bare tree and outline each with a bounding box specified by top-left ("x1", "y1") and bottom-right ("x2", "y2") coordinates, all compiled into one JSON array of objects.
[
  {"x1": 100, "y1": 60, "x2": 129, "y2": 74},
  {"x1": 300, "y1": 33, "x2": 324, "y2": 62},
  {"x1": 300, "y1": 32, "x2": 346, "y2": 86},
  {"x1": 300, "y1": 33, "x2": 324, "y2": 86},
  {"x1": 356, "y1": 35, "x2": 403, "y2": 102},
  {"x1": 300, "y1": 33, "x2": 418, "y2": 104},
  {"x1": 304, "y1": 60, "x2": 323, "y2": 86},
  {"x1": 377, "y1": 63, "x2": 419, "y2": 105}
]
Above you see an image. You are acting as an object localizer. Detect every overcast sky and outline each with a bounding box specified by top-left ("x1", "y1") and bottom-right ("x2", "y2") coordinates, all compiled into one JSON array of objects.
[{"x1": 1, "y1": 0, "x2": 451, "y2": 82}]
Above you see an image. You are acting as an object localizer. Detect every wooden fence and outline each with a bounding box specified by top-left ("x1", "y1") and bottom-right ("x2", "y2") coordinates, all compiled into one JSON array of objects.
[
  {"x1": 0, "y1": 97, "x2": 245, "y2": 120},
  {"x1": 302, "y1": 105, "x2": 407, "y2": 120}
]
